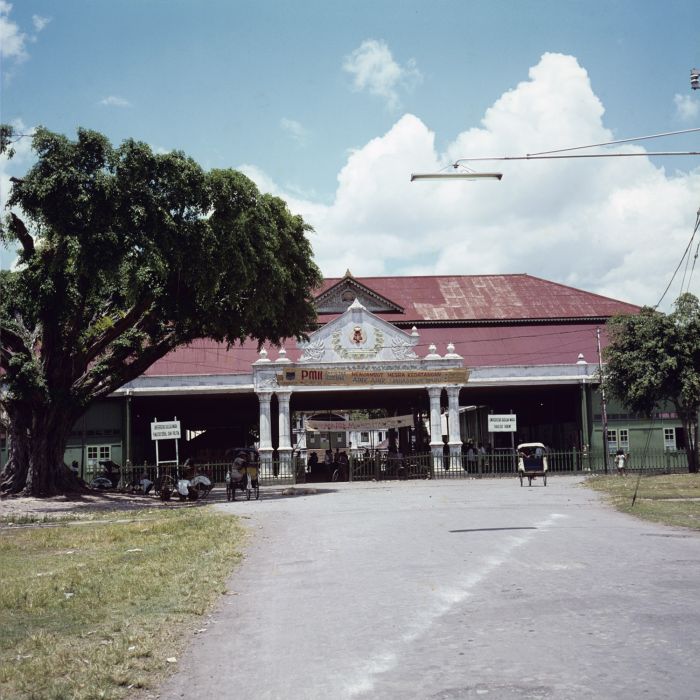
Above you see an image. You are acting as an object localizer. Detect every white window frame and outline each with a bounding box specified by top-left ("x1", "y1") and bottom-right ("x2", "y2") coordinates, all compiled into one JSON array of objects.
[
  {"x1": 663, "y1": 428, "x2": 676, "y2": 451},
  {"x1": 618, "y1": 429, "x2": 629, "y2": 450},
  {"x1": 606, "y1": 428, "x2": 618, "y2": 452},
  {"x1": 86, "y1": 444, "x2": 111, "y2": 467}
]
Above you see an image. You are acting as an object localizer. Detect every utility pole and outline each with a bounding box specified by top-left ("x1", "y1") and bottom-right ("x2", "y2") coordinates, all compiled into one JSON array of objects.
[{"x1": 596, "y1": 328, "x2": 609, "y2": 474}]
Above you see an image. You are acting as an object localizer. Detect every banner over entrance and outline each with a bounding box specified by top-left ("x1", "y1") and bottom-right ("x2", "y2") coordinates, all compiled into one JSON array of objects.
[
  {"x1": 277, "y1": 367, "x2": 469, "y2": 387},
  {"x1": 307, "y1": 414, "x2": 414, "y2": 432}
]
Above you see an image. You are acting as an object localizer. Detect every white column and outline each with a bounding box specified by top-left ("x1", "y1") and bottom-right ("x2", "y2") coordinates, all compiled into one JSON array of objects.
[
  {"x1": 257, "y1": 391, "x2": 273, "y2": 465},
  {"x1": 427, "y1": 385, "x2": 444, "y2": 470},
  {"x1": 276, "y1": 390, "x2": 293, "y2": 476},
  {"x1": 446, "y1": 385, "x2": 463, "y2": 468}
]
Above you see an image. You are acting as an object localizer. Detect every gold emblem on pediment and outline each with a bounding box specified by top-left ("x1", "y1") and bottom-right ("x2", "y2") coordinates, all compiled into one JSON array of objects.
[
  {"x1": 350, "y1": 325, "x2": 366, "y2": 345},
  {"x1": 331, "y1": 328, "x2": 384, "y2": 360}
]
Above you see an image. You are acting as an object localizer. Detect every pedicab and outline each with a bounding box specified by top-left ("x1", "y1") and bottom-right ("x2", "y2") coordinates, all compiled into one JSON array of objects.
[
  {"x1": 517, "y1": 442, "x2": 548, "y2": 486},
  {"x1": 226, "y1": 451, "x2": 260, "y2": 501}
]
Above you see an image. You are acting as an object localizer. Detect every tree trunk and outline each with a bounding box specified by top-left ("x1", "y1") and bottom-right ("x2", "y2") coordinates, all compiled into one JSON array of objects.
[
  {"x1": 0, "y1": 405, "x2": 85, "y2": 497},
  {"x1": 0, "y1": 407, "x2": 31, "y2": 495},
  {"x1": 678, "y1": 409, "x2": 699, "y2": 474}
]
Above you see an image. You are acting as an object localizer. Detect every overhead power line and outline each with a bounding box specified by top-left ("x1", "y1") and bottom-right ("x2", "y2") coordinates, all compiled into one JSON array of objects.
[{"x1": 656, "y1": 209, "x2": 700, "y2": 309}]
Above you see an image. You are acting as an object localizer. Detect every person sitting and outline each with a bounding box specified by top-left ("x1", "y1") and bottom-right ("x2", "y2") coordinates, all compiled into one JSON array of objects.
[
  {"x1": 140, "y1": 471, "x2": 154, "y2": 495},
  {"x1": 231, "y1": 452, "x2": 247, "y2": 481}
]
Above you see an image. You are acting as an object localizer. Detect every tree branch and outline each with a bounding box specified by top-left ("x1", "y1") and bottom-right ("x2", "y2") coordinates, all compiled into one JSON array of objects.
[
  {"x1": 9, "y1": 213, "x2": 34, "y2": 259},
  {"x1": 75, "y1": 331, "x2": 181, "y2": 400},
  {"x1": 83, "y1": 296, "x2": 155, "y2": 365}
]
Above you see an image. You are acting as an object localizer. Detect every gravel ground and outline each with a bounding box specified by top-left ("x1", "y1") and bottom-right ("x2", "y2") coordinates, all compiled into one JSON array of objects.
[{"x1": 0, "y1": 490, "x2": 174, "y2": 520}]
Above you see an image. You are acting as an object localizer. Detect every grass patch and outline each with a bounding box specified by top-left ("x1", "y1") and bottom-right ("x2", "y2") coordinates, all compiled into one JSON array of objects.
[
  {"x1": 0, "y1": 507, "x2": 246, "y2": 699},
  {"x1": 0, "y1": 512, "x2": 87, "y2": 525},
  {"x1": 585, "y1": 473, "x2": 700, "y2": 530}
]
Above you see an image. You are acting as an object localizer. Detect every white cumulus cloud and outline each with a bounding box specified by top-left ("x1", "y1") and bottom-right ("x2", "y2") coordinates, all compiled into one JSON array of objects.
[
  {"x1": 99, "y1": 95, "x2": 132, "y2": 108},
  {"x1": 280, "y1": 118, "x2": 309, "y2": 146},
  {"x1": 32, "y1": 14, "x2": 50, "y2": 32},
  {"x1": 243, "y1": 53, "x2": 700, "y2": 311},
  {"x1": 674, "y1": 93, "x2": 699, "y2": 122},
  {"x1": 343, "y1": 39, "x2": 422, "y2": 110},
  {"x1": 0, "y1": 1, "x2": 27, "y2": 61}
]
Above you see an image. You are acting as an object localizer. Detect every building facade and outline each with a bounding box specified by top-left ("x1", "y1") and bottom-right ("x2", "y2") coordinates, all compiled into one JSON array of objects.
[{"x1": 3, "y1": 272, "x2": 685, "y2": 476}]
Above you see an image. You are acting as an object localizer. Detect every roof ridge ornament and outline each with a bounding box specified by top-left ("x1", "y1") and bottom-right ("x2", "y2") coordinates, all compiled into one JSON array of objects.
[
  {"x1": 277, "y1": 346, "x2": 292, "y2": 363},
  {"x1": 254, "y1": 347, "x2": 271, "y2": 364},
  {"x1": 425, "y1": 343, "x2": 442, "y2": 360},
  {"x1": 444, "y1": 342, "x2": 462, "y2": 360}
]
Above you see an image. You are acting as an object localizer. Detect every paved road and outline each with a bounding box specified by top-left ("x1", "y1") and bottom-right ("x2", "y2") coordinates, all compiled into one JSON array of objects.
[{"x1": 158, "y1": 477, "x2": 700, "y2": 700}]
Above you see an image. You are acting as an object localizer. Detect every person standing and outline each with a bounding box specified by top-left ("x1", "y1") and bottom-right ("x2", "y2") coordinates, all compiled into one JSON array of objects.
[{"x1": 615, "y1": 448, "x2": 627, "y2": 476}]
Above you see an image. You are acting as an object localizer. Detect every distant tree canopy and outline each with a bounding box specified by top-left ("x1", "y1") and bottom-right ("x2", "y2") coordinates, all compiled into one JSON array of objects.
[
  {"x1": 0, "y1": 125, "x2": 322, "y2": 496},
  {"x1": 603, "y1": 293, "x2": 700, "y2": 473}
]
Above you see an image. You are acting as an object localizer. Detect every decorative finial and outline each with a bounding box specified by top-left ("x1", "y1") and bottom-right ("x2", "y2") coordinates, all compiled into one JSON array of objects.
[
  {"x1": 344, "y1": 269, "x2": 353, "y2": 278},
  {"x1": 411, "y1": 326, "x2": 419, "y2": 337},
  {"x1": 425, "y1": 343, "x2": 441, "y2": 360},
  {"x1": 444, "y1": 341, "x2": 462, "y2": 360},
  {"x1": 576, "y1": 353, "x2": 587, "y2": 365}
]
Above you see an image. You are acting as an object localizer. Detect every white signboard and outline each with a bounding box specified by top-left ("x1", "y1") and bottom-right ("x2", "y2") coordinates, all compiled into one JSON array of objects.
[
  {"x1": 488, "y1": 414, "x2": 517, "y2": 432},
  {"x1": 151, "y1": 420, "x2": 181, "y2": 440}
]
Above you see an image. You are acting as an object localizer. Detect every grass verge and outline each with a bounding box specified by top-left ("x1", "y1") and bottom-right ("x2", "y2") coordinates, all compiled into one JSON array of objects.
[
  {"x1": 585, "y1": 473, "x2": 700, "y2": 530},
  {"x1": 0, "y1": 507, "x2": 246, "y2": 699}
]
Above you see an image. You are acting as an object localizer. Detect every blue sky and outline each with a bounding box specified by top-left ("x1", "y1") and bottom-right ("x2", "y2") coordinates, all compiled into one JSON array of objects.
[{"x1": 2, "y1": 0, "x2": 700, "y2": 308}]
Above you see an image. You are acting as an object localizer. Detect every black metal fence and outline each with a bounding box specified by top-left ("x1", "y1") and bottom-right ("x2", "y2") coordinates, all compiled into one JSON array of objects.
[{"x1": 85, "y1": 447, "x2": 692, "y2": 491}]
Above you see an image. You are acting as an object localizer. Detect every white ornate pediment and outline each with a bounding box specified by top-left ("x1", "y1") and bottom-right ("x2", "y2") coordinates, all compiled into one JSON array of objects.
[{"x1": 298, "y1": 299, "x2": 418, "y2": 363}]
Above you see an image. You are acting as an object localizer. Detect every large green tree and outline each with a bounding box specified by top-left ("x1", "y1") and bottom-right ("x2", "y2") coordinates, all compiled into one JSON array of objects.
[
  {"x1": 603, "y1": 293, "x2": 700, "y2": 473},
  {"x1": 0, "y1": 126, "x2": 321, "y2": 496}
]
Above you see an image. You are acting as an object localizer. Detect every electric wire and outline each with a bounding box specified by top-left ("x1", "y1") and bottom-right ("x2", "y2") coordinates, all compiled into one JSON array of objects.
[
  {"x1": 655, "y1": 210, "x2": 700, "y2": 309},
  {"x1": 679, "y1": 227, "x2": 694, "y2": 293},
  {"x1": 678, "y1": 209, "x2": 699, "y2": 294},
  {"x1": 683, "y1": 238, "x2": 700, "y2": 296},
  {"x1": 526, "y1": 127, "x2": 700, "y2": 157}
]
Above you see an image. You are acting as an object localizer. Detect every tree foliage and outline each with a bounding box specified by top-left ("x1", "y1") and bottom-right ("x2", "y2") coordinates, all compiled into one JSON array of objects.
[
  {"x1": 0, "y1": 125, "x2": 322, "y2": 495},
  {"x1": 603, "y1": 293, "x2": 700, "y2": 472}
]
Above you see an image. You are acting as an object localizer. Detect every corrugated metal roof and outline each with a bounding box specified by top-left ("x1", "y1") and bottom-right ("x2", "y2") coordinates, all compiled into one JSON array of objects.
[
  {"x1": 144, "y1": 324, "x2": 608, "y2": 375},
  {"x1": 143, "y1": 274, "x2": 634, "y2": 377},
  {"x1": 316, "y1": 274, "x2": 639, "y2": 322}
]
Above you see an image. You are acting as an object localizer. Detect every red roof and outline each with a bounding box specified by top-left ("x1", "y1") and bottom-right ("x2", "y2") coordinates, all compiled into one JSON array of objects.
[
  {"x1": 316, "y1": 274, "x2": 639, "y2": 323},
  {"x1": 145, "y1": 324, "x2": 608, "y2": 375},
  {"x1": 144, "y1": 274, "x2": 636, "y2": 376}
]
